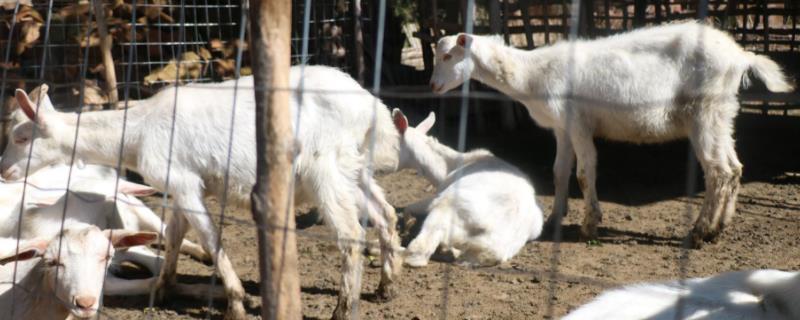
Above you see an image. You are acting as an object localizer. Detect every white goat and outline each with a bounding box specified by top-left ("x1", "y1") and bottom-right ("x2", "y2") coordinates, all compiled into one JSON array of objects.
[
  {"x1": 0, "y1": 163, "x2": 208, "y2": 262},
  {"x1": 429, "y1": 21, "x2": 794, "y2": 247},
  {"x1": 0, "y1": 226, "x2": 157, "y2": 320},
  {"x1": 563, "y1": 269, "x2": 800, "y2": 320},
  {"x1": 0, "y1": 65, "x2": 402, "y2": 319},
  {"x1": 392, "y1": 109, "x2": 543, "y2": 267}
]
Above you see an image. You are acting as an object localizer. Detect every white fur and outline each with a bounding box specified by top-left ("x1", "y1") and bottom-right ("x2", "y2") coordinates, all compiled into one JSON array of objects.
[
  {"x1": 0, "y1": 164, "x2": 207, "y2": 262},
  {"x1": 393, "y1": 110, "x2": 542, "y2": 267},
  {"x1": 563, "y1": 269, "x2": 800, "y2": 320},
  {"x1": 0, "y1": 226, "x2": 156, "y2": 320},
  {"x1": 430, "y1": 21, "x2": 794, "y2": 245},
  {"x1": 0, "y1": 66, "x2": 403, "y2": 319}
]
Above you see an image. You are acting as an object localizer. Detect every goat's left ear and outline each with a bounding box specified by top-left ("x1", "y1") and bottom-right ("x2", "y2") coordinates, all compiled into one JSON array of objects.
[
  {"x1": 392, "y1": 108, "x2": 408, "y2": 134},
  {"x1": 105, "y1": 230, "x2": 158, "y2": 249},
  {"x1": 416, "y1": 112, "x2": 436, "y2": 135},
  {"x1": 117, "y1": 180, "x2": 157, "y2": 197},
  {"x1": 0, "y1": 239, "x2": 48, "y2": 265}
]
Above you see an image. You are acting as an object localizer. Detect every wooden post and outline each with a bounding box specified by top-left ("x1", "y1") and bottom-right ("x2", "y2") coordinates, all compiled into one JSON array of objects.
[
  {"x1": 248, "y1": 0, "x2": 302, "y2": 319},
  {"x1": 351, "y1": 0, "x2": 365, "y2": 84},
  {"x1": 91, "y1": 0, "x2": 119, "y2": 108}
]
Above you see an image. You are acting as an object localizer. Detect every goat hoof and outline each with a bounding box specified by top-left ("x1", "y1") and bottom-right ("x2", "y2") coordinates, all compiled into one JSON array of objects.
[
  {"x1": 375, "y1": 283, "x2": 397, "y2": 302},
  {"x1": 223, "y1": 302, "x2": 247, "y2": 320},
  {"x1": 685, "y1": 232, "x2": 705, "y2": 249},
  {"x1": 579, "y1": 225, "x2": 598, "y2": 241},
  {"x1": 702, "y1": 231, "x2": 721, "y2": 243},
  {"x1": 331, "y1": 304, "x2": 350, "y2": 320}
]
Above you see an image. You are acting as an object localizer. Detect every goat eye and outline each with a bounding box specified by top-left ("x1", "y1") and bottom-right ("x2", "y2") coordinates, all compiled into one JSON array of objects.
[
  {"x1": 442, "y1": 54, "x2": 452, "y2": 61},
  {"x1": 14, "y1": 137, "x2": 28, "y2": 145}
]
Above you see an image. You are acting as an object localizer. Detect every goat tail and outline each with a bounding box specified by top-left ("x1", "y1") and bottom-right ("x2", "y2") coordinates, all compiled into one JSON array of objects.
[
  {"x1": 366, "y1": 103, "x2": 401, "y2": 173},
  {"x1": 747, "y1": 53, "x2": 794, "y2": 92}
]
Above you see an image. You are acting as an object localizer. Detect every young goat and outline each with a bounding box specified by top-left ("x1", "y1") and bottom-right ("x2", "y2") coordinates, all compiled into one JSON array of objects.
[
  {"x1": 429, "y1": 21, "x2": 794, "y2": 247},
  {"x1": 0, "y1": 226, "x2": 156, "y2": 320},
  {"x1": 563, "y1": 269, "x2": 800, "y2": 320},
  {"x1": 393, "y1": 109, "x2": 542, "y2": 267},
  {"x1": 0, "y1": 65, "x2": 402, "y2": 319}
]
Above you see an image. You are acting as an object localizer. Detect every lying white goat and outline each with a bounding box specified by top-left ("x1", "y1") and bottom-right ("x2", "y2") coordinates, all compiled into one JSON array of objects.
[
  {"x1": 0, "y1": 163, "x2": 207, "y2": 262},
  {"x1": 393, "y1": 109, "x2": 542, "y2": 267},
  {"x1": 429, "y1": 21, "x2": 794, "y2": 247},
  {"x1": 0, "y1": 226, "x2": 156, "y2": 320},
  {"x1": 0, "y1": 66, "x2": 402, "y2": 319},
  {"x1": 563, "y1": 269, "x2": 800, "y2": 320}
]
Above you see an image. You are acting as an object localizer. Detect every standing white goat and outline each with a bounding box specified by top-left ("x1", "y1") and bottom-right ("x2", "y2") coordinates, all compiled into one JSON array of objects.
[
  {"x1": 392, "y1": 109, "x2": 542, "y2": 267},
  {"x1": 563, "y1": 269, "x2": 800, "y2": 320},
  {"x1": 429, "y1": 21, "x2": 794, "y2": 247},
  {"x1": 0, "y1": 65, "x2": 402, "y2": 319},
  {"x1": 0, "y1": 226, "x2": 157, "y2": 320}
]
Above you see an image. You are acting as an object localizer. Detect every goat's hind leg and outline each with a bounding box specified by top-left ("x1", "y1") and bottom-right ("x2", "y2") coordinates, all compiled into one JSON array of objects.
[
  {"x1": 688, "y1": 118, "x2": 734, "y2": 248},
  {"x1": 716, "y1": 131, "x2": 743, "y2": 236},
  {"x1": 311, "y1": 159, "x2": 366, "y2": 320},
  {"x1": 359, "y1": 170, "x2": 402, "y2": 301}
]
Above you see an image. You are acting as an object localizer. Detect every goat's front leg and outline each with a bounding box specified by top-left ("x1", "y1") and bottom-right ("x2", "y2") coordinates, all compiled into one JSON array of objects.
[
  {"x1": 176, "y1": 192, "x2": 246, "y2": 320},
  {"x1": 152, "y1": 210, "x2": 189, "y2": 303},
  {"x1": 543, "y1": 129, "x2": 575, "y2": 235},
  {"x1": 403, "y1": 206, "x2": 449, "y2": 268},
  {"x1": 570, "y1": 128, "x2": 602, "y2": 240}
]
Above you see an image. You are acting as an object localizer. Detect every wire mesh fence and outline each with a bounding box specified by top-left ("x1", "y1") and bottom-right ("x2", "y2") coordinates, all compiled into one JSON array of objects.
[{"x1": 0, "y1": 0, "x2": 798, "y2": 319}]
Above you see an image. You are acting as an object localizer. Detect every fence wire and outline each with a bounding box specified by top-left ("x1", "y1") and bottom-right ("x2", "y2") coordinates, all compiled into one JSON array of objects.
[{"x1": 0, "y1": 1, "x2": 798, "y2": 320}]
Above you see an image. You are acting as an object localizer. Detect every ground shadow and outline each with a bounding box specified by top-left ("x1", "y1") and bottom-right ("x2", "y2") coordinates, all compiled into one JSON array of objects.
[
  {"x1": 103, "y1": 276, "x2": 263, "y2": 319},
  {"x1": 536, "y1": 224, "x2": 685, "y2": 247}
]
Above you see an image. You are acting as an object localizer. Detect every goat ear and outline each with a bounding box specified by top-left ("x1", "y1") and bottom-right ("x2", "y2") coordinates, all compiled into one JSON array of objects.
[
  {"x1": 457, "y1": 34, "x2": 471, "y2": 48},
  {"x1": 15, "y1": 89, "x2": 38, "y2": 123},
  {"x1": 105, "y1": 230, "x2": 158, "y2": 249},
  {"x1": 117, "y1": 180, "x2": 157, "y2": 197},
  {"x1": 0, "y1": 239, "x2": 48, "y2": 265},
  {"x1": 392, "y1": 108, "x2": 408, "y2": 134},
  {"x1": 416, "y1": 112, "x2": 436, "y2": 135}
]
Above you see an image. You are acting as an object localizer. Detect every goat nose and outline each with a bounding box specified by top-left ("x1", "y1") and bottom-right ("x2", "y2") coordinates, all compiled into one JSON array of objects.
[
  {"x1": 75, "y1": 296, "x2": 96, "y2": 309},
  {"x1": 430, "y1": 82, "x2": 436, "y2": 91}
]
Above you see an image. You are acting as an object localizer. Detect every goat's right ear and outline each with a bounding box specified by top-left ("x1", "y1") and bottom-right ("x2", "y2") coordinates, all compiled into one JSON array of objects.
[
  {"x1": 117, "y1": 180, "x2": 157, "y2": 197},
  {"x1": 105, "y1": 230, "x2": 158, "y2": 249},
  {"x1": 392, "y1": 108, "x2": 408, "y2": 134},
  {"x1": 0, "y1": 239, "x2": 48, "y2": 265}
]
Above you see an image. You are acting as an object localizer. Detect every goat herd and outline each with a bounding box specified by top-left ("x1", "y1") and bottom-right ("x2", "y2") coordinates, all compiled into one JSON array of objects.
[{"x1": 0, "y1": 21, "x2": 796, "y2": 320}]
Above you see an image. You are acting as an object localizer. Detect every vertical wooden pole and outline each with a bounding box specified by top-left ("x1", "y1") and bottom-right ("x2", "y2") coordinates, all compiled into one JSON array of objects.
[
  {"x1": 248, "y1": 0, "x2": 302, "y2": 319},
  {"x1": 351, "y1": 0, "x2": 365, "y2": 84},
  {"x1": 92, "y1": 0, "x2": 119, "y2": 108}
]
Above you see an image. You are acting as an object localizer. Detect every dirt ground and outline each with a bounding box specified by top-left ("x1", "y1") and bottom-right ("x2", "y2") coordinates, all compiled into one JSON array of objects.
[{"x1": 101, "y1": 113, "x2": 800, "y2": 319}]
